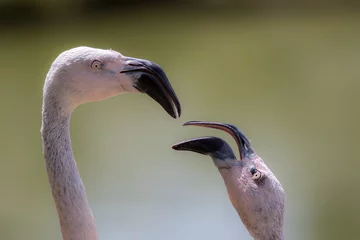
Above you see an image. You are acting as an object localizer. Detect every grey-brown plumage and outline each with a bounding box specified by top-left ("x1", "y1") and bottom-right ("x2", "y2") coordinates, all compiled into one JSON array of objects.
[
  {"x1": 172, "y1": 121, "x2": 285, "y2": 240},
  {"x1": 41, "y1": 46, "x2": 181, "y2": 240}
]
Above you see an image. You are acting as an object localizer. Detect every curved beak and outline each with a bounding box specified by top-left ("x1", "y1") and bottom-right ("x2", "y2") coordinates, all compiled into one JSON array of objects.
[
  {"x1": 120, "y1": 57, "x2": 181, "y2": 119},
  {"x1": 182, "y1": 121, "x2": 254, "y2": 159},
  {"x1": 172, "y1": 136, "x2": 236, "y2": 161}
]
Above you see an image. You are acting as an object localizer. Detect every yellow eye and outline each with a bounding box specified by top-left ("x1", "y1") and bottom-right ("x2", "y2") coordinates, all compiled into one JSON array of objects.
[
  {"x1": 91, "y1": 60, "x2": 102, "y2": 70},
  {"x1": 252, "y1": 170, "x2": 262, "y2": 180}
]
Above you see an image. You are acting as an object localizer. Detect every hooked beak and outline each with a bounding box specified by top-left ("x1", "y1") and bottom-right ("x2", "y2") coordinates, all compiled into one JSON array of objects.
[
  {"x1": 173, "y1": 121, "x2": 254, "y2": 160},
  {"x1": 120, "y1": 57, "x2": 181, "y2": 119}
]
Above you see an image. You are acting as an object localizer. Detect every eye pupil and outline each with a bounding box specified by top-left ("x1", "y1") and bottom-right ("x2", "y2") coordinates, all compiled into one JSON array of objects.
[
  {"x1": 250, "y1": 167, "x2": 262, "y2": 180},
  {"x1": 91, "y1": 60, "x2": 101, "y2": 70}
]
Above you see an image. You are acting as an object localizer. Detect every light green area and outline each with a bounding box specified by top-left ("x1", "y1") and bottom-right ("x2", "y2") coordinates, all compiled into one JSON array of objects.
[{"x1": 0, "y1": 11, "x2": 359, "y2": 240}]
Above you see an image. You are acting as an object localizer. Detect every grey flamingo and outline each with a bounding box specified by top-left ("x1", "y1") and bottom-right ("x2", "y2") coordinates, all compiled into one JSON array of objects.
[
  {"x1": 172, "y1": 121, "x2": 285, "y2": 240},
  {"x1": 41, "y1": 46, "x2": 181, "y2": 240}
]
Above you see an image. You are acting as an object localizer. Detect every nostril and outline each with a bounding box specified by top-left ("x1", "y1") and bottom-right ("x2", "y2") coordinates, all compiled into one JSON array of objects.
[{"x1": 128, "y1": 62, "x2": 142, "y2": 67}]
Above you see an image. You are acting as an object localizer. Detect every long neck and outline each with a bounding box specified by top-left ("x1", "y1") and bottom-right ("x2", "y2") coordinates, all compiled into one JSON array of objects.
[
  {"x1": 41, "y1": 97, "x2": 98, "y2": 240},
  {"x1": 218, "y1": 170, "x2": 284, "y2": 240}
]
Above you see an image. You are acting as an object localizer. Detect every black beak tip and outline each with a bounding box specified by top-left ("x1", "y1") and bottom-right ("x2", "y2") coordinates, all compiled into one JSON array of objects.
[
  {"x1": 183, "y1": 120, "x2": 199, "y2": 126},
  {"x1": 177, "y1": 107, "x2": 182, "y2": 118},
  {"x1": 171, "y1": 105, "x2": 181, "y2": 119},
  {"x1": 171, "y1": 143, "x2": 182, "y2": 150},
  {"x1": 165, "y1": 107, "x2": 180, "y2": 119}
]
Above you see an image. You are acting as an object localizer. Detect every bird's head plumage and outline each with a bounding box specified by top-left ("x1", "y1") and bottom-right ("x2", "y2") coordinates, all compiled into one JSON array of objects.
[
  {"x1": 172, "y1": 121, "x2": 285, "y2": 239},
  {"x1": 43, "y1": 46, "x2": 181, "y2": 118}
]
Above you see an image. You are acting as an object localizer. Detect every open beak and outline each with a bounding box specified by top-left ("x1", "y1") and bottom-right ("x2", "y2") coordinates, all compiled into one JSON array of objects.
[
  {"x1": 174, "y1": 121, "x2": 254, "y2": 160},
  {"x1": 120, "y1": 57, "x2": 181, "y2": 119},
  {"x1": 172, "y1": 136, "x2": 236, "y2": 161}
]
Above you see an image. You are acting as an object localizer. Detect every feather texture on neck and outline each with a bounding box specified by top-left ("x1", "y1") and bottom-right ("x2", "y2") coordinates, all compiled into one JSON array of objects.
[{"x1": 41, "y1": 94, "x2": 98, "y2": 240}]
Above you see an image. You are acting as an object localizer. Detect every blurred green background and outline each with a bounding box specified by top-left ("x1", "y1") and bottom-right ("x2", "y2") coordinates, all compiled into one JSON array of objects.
[{"x1": 1, "y1": 0, "x2": 360, "y2": 239}]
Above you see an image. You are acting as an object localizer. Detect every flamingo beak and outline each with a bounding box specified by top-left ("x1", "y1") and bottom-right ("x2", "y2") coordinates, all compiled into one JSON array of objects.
[
  {"x1": 172, "y1": 136, "x2": 236, "y2": 161},
  {"x1": 121, "y1": 57, "x2": 181, "y2": 119}
]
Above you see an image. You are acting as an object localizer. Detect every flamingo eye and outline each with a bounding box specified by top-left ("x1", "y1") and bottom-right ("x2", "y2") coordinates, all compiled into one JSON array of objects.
[
  {"x1": 91, "y1": 60, "x2": 102, "y2": 70},
  {"x1": 250, "y1": 166, "x2": 262, "y2": 180}
]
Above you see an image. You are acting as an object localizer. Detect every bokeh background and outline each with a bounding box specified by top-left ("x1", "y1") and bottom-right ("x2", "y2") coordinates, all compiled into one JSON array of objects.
[{"x1": 1, "y1": 0, "x2": 360, "y2": 239}]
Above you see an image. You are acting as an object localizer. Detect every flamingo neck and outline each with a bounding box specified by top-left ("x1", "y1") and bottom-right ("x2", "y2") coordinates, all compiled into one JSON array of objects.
[{"x1": 41, "y1": 96, "x2": 98, "y2": 240}]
